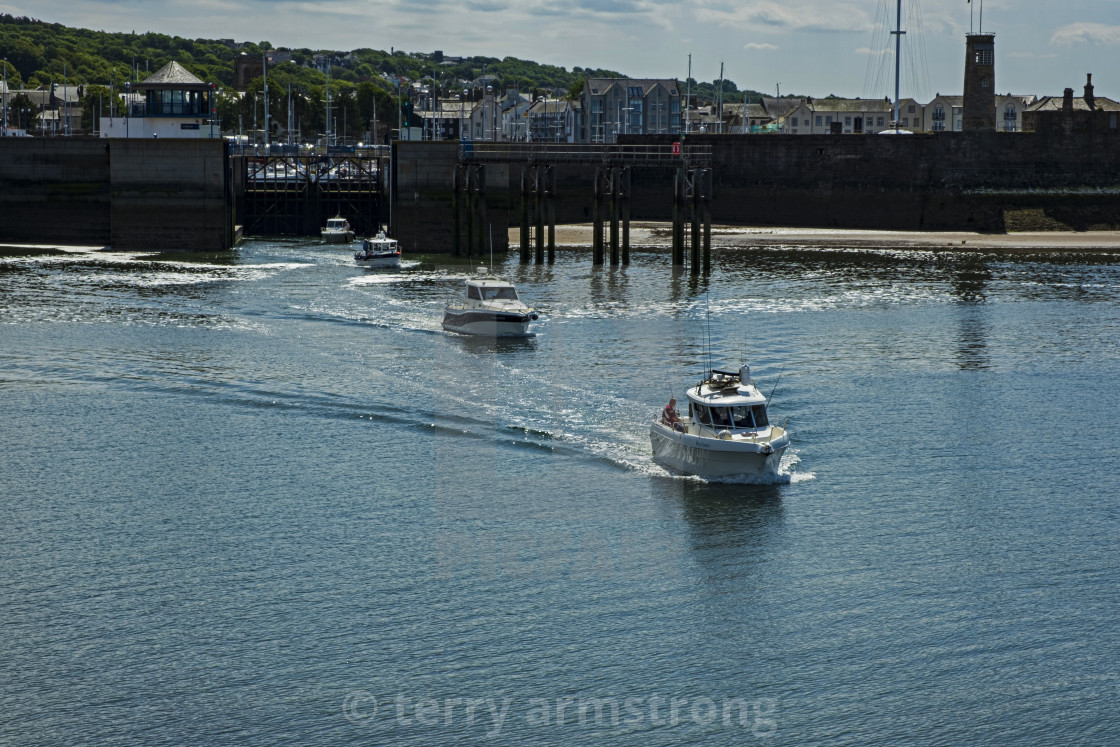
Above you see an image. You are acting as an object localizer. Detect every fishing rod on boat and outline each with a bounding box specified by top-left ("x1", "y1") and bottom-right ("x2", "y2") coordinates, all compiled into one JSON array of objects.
[
  {"x1": 766, "y1": 368, "x2": 785, "y2": 407},
  {"x1": 705, "y1": 292, "x2": 713, "y2": 377}
]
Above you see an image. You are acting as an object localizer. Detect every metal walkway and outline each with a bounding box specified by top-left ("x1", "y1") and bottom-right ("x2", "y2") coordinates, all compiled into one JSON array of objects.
[{"x1": 459, "y1": 142, "x2": 712, "y2": 168}]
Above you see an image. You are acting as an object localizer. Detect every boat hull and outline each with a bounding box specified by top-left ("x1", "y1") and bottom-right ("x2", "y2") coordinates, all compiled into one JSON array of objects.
[
  {"x1": 442, "y1": 309, "x2": 535, "y2": 337},
  {"x1": 354, "y1": 254, "x2": 401, "y2": 269},
  {"x1": 650, "y1": 421, "x2": 785, "y2": 478},
  {"x1": 322, "y1": 231, "x2": 354, "y2": 243}
]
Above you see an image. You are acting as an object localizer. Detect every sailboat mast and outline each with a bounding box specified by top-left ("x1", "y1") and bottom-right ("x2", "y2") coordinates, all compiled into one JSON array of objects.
[{"x1": 891, "y1": 0, "x2": 905, "y2": 128}]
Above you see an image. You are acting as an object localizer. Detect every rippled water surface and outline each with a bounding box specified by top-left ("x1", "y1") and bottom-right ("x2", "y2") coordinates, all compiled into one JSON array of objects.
[{"x1": 3, "y1": 237, "x2": 1120, "y2": 745}]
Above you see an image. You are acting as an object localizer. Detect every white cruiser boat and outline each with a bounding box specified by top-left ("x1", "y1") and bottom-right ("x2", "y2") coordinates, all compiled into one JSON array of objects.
[
  {"x1": 442, "y1": 274, "x2": 539, "y2": 337},
  {"x1": 321, "y1": 216, "x2": 354, "y2": 243},
  {"x1": 354, "y1": 231, "x2": 401, "y2": 268},
  {"x1": 650, "y1": 365, "x2": 789, "y2": 479}
]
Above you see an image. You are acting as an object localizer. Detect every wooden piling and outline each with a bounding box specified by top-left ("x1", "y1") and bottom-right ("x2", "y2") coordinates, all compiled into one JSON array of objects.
[
  {"x1": 672, "y1": 169, "x2": 684, "y2": 266},
  {"x1": 690, "y1": 169, "x2": 700, "y2": 276},
  {"x1": 593, "y1": 166, "x2": 604, "y2": 265},
  {"x1": 475, "y1": 165, "x2": 487, "y2": 260},
  {"x1": 546, "y1": 166, "x2": 556, "y2": 264},
  {"x1": 609, "y1": 168, "x2": 620, "y2": 266},
  {"x1": 519, "y1": 166, "x2": 530, "y2": 263},
  {"x1": 451, "y1": 165, "x2": 461, "y2": 256},
  {"x1": 621, "y1": 167, "x2": 630, "y2": 265},
  {"x1": 465, "y1": 166, "x2": 475, "y2": 259},
  {"x1": 535, "y1": 166, "x2": 545, "y2": 264}
]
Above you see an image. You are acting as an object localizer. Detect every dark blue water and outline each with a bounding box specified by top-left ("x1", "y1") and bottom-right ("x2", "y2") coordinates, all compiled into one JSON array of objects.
[{"x1": 3, "y1": 236, "x2": 1120, "y2": 745}]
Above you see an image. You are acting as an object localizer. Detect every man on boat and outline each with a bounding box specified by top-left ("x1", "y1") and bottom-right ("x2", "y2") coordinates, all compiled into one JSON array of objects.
[{"x1": 663, "y1": 399, "x2": 684, "y2": 431}]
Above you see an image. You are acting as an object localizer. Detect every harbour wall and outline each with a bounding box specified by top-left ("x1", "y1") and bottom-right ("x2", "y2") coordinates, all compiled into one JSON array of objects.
[
  {"x1": 391, "y1": 130, "x2": 1120, "y2": 253},
  {"x1": 0, "y1": 138, "x2": 231, "y2": 251}
]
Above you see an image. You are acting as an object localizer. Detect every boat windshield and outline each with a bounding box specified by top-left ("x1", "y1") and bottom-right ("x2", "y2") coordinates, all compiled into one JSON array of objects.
[
  {"x1": 482, "y1": 287, "x2": 518, "y2": 301},
  {"x1": 694, "y1": 404, "x2": 769, "y2": 429},
  {"x1": 730, "y1": 406, "x2": 755, "y2": 428}
]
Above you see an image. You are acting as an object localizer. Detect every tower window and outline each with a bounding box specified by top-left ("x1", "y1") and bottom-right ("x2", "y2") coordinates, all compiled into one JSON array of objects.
[{"x1": 982, "y1": 78, "x2": 989, "y2": 88}]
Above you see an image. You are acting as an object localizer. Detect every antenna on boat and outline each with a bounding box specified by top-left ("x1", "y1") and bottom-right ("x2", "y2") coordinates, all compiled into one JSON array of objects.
[
  {"x1": 766, "y1": 368, "x2": 785, "y2": 407},
  {"x1": 706, "y1": 293, "x2": 713, "y2": 377},
  {"x1": 489, "y1": 224, "x2": 494, "y2": 273}
]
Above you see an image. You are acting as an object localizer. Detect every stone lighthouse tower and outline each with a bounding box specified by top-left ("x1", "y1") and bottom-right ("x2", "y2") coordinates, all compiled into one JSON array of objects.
[{"x1": 962, "y1": 33, "x2": 996, "y2": 131}]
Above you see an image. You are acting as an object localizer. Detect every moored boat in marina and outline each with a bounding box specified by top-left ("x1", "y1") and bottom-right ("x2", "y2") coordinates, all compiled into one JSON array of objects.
[{"x1": 650, "y1": 365, "x2": 789, "y2": 479}]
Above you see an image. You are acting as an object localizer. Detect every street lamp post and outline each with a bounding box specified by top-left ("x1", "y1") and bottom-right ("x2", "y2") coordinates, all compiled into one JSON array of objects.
[
  {"x1": 2, "y1": 58, "x2": 8, "y2": 137},
  {"x1": 460, "y1": 89, "x2": 467, "y2": 141},
  {"x1": 124, "y1": 82, "x2": 130, "y2": 137}
]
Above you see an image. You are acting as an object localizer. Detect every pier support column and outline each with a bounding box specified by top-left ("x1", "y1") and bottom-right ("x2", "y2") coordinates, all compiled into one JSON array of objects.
[
  {"x1": 621, "y1": 167, "x2": 631, "y2": 266},
  {"x1": 609, "y1": 167, "x2": 620, "y2": 266},
  {"x1": 474, "y1": 165, "x2": 487, "y2": 260},
  {"x1": 452, "y1": 165, "x2": 462, "y2": 256},
  {"x1": 672, "y1": 169, "x2": 684, "y2": 266},
  {"x1": 546, "y1": 166, "x2": 556, "y2": 264},
  {"x1": 593, "y1": 166, "x2": 604, "y2": 265},
  {"x1": 519, "y1": 166, "x2": 530, "y2": 263},
  {"x1": 690, "y1": 169, "x2": 700, "y2": 276},
  {"x1": 465, "y1": 166, "x2": 476, "y2": 259},
  {"x1": 535, "y1": 165, "x2": 545, "y2": 264}
]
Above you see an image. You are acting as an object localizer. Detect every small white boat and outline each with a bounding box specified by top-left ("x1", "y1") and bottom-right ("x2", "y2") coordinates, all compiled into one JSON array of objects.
[
  {"x1": 442, "y1": 274, "x2": 539, "y2": 337},
  {"x1": 354, "y1": 231, "x2": 401, "y2": 268},
  {"x1": 650, "y1": 365, "x2": 789, "y2": 479},
  {"x1": 321, "y1": 216, "x2": 354, "y2": 243}
]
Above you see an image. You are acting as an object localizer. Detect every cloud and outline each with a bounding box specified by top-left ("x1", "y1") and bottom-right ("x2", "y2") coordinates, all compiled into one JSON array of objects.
[
  {"x1": 1050, "y1": 22, "x2": 1120, "y2": 46},
  {"x1": 1007, "y1": 51, "x2": 1058, "y2": 60},
  {"x1": 855, "y1": 46, "x2": 892, "y2": 57},
  {"x1": 697, "y1": 1, "x2": 873, "y2": 33},
  {"x1": 744, "y1": 42, "x2": 778, "y2": 51}
]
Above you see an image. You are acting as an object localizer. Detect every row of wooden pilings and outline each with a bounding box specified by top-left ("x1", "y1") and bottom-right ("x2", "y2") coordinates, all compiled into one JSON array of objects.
[{"x1": 452, "y1": 162, "x2": 714, "y2": 274}]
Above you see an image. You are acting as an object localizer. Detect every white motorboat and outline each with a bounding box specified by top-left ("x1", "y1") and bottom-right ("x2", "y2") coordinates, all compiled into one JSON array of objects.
[
  {"x1": 321, "y1": 216, "x2": 354, "y2": 243},
  {"x1": 650, "y1": 365, "x2": 789, "y2": 479},
  {"x1": 442, "y1": 274, "x2": 539, "y2": 337},
  {"x1": 354, "y1": 231, "x2": 401, "y2": 268}
]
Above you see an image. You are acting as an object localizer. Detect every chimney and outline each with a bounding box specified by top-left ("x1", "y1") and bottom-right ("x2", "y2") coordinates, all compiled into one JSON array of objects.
[
  {"x1": 1084, "y1": 73, "x2": 1095, "y2": 111},
  {"x1": 1063, "y1": 88, "x2": 1074, "y2": 112}
]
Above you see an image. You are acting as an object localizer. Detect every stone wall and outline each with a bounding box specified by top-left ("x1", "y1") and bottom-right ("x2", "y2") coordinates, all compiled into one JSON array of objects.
[
  {"x1": 0, "y1": 137, "x2": 231, "y2": 251},
  {"x1": 0, "y1": 138, "x2": 111, "y2": 245},
  {"x1": 389, "y1": 130, "x2": 1120, "y2": 252}
]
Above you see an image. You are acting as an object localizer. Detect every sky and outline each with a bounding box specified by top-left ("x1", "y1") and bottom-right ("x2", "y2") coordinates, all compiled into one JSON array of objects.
[{"x1": 4, "y1": 0, "x2": 1120, "y2": 101}]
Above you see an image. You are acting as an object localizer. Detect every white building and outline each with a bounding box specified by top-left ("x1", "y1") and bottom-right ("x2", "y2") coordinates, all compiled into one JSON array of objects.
[
  {"x1": 783, "y1": 97, "x2": 921, "y2": 135},
  {"x1": 100, "y1": 61, "x2": 219, "y2": 138}
]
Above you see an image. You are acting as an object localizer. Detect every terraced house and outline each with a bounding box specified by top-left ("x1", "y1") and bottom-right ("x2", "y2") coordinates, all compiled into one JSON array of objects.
[{"x1": 579, "y1": 77, "x2": 681, "y2": 143}]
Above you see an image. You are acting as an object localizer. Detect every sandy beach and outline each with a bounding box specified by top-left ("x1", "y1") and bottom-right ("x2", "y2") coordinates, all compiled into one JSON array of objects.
[{"x1": 519, "y1": 222, "x2": 1120, "y2": 253}]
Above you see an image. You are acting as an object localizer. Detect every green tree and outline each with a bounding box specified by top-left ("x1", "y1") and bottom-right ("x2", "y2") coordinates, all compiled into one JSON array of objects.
[{"x1": 79, "y1": 83, "x2": 112, "y2": 131}]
